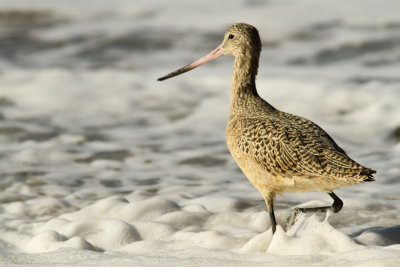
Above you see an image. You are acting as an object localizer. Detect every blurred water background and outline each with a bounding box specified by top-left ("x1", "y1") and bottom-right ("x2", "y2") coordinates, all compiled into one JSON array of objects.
[{"x1": 0, "y1": 0, "x2": 399, "y2": 265}]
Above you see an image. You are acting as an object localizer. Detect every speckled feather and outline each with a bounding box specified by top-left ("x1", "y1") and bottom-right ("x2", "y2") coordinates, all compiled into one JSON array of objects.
[{"x1": 229, "y1": 110, "x2": 375, "y2": 182}]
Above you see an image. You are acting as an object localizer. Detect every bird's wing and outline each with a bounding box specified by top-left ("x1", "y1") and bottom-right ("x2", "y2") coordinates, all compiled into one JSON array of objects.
[{"x1": 238, "y1": 114, "x2": 374, "y2": 180}]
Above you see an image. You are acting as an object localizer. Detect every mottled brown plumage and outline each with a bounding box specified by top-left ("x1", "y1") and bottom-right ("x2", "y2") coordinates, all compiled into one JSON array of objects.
[{"x1": 158, "y1": 23, "x2": 376, "y2": 234}]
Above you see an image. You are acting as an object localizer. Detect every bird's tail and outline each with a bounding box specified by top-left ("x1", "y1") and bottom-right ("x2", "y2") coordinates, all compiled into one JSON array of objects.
[{"x1": 360, "y1": 168, "x2": 376, "y2": 182}]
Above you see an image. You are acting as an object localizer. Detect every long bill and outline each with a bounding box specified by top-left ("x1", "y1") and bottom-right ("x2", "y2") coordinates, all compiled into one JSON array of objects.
[{"x1": 157, "y1": 43, "x2": 224, "y2": 81}]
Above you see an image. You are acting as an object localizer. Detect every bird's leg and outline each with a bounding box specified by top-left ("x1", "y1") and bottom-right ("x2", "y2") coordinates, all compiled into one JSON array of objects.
[
  {"x1": 264, "y1": 193, "x2": 277, "y2": 234},
  {"x1": 287, "y1": 192, "x2": 343, "y2": 227},
  {"x1": 268, "y1": 205, "x2": 277, "y2": 234},
  {"x1": 329, "y1": 192, "x2": 343, "y2": 213}
]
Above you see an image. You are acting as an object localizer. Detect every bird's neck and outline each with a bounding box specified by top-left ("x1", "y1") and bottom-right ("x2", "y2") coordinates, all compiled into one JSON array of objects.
[{"x1": 229, "y1": 54, "x2": 261, "y2": 114}]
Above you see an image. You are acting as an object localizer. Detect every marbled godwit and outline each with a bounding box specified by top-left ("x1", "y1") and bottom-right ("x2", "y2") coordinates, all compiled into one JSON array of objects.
[{"x1": 157, "y1": 23, "x2": 376, "y2": 234}]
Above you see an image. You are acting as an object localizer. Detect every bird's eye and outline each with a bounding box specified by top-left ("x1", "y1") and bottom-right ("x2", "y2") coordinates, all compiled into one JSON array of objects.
[{"x1": 228, "y1": 34, "x2": 234, "y2": 39}]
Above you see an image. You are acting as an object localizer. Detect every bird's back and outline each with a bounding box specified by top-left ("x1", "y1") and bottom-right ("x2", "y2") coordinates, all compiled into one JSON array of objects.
[{"x1": 226, "y1": 103, "x2": 375, "y2": 194}]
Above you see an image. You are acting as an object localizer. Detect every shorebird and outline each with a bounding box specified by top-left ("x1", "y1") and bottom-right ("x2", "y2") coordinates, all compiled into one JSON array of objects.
[{"x1": 157, "y1": 23, "x2": 376, "y2": 234}]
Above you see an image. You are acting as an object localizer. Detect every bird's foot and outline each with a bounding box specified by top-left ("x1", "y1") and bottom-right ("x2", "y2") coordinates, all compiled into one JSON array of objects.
[
  {"x1": 286, "y1": 206, "x2": 332, "y2": 230},
  {"x1": 286, "y1": 207, "x2": 303, "y2": 229}
]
